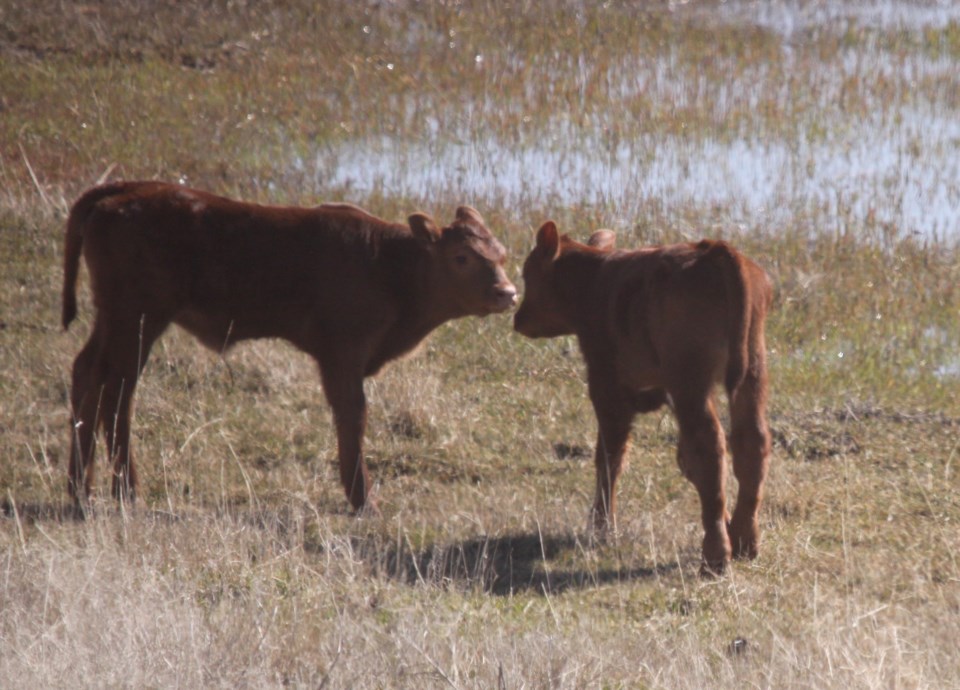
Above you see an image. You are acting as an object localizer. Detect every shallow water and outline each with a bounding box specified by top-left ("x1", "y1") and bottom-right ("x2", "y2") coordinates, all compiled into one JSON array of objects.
[
  {"x1": 315, "y1": 106, "x2": 960, "y2": 239},
  {"x1": 724, "y1": 0, "x2": 960, "y2": 35},
  {"x1": 299, "y1": 1, "x2": 960, "y2": 239}
]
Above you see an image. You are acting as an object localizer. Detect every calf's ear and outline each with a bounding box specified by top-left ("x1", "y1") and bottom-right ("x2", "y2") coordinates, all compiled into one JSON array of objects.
[
  {"x1": 587, "y1": 229, "x2": 616, "y2": 251},
  {"x1": 455, "y1": 206, "x2": 484, "y2": 226},
  {"x1": 409, "y1": 212, "x2": 442, "y2": 243},
  {"x1": 535, "y1": 221, "x2": 561, "y2": 260}
]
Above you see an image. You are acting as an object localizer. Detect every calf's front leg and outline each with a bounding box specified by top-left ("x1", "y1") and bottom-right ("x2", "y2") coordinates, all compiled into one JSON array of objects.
[
  {"x1": 320, "y1": 366, "x2": 374, "y2": 513},
  {"x1": 588, "y1": 378, "x2": 635, "y2": 532}
]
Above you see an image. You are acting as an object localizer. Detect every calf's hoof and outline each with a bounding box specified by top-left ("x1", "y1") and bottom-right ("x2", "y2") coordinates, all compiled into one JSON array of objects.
[
  {"x1": 699, "y1": 558, "x2": 729, "y2": 578},
  {"x1": 588, "y1": 519, "x2": 618, "y2": 546},
  {"x1": 111, "y1": 476, "x2": 138, "y2": 505},
  {"x1": 700, "y1": 528, "x2": 732, "y2": 577},
  {"x1": 353, "y1": 499, "x2": 381, "y2": 519},
  {"x1": 731, "y1": 538, "x2": 759, "y2": 561},
  {"x1": 67, "y1": 498, "x2": 91, "y2": 522},
  {"x1": 728, "y1": 517, "x2": 760, "y2": 560}
]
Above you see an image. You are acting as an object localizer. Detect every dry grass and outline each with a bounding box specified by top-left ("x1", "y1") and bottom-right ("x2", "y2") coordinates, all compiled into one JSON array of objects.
[{"x1": 2, "y1": 2, "x2": 960, "y2": 688}]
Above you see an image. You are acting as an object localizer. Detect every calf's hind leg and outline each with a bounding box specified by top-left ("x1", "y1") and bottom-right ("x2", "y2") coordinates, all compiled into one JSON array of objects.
[
  {"x1": 672, "y1": 391, "x2": 731, "y2": 575},
  {"x1": 68, "y1": 314, "x2": 166, "y2": 503},
  {"x1": 727, "y1": 366, "x2": 771, "y2": 561},
  {"x1": 68, "y1": 322, "x2": 105, "y2": 502}
]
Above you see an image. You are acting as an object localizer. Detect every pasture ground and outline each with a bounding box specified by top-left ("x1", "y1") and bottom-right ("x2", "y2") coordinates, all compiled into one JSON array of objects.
[{"x1": 1, "y1": 2, "x2": 959, "y2": 687}]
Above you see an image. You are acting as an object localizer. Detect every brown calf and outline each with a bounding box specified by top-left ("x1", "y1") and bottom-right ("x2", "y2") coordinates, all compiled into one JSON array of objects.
[
  {"x1": 514, "y1": 221, "x2": 772, "y2": 574},
  {"x1": 62, "y1": 181, "x2": 516, "y2": 512}
]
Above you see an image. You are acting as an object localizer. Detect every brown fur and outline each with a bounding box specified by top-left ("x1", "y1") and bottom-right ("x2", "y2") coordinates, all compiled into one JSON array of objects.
[
  {"x1": 62, "y1": 181, "x2": 516, "y2": 511},
  {"x1": 514, "y1": 221, "x2": 772, "y2": 574}
]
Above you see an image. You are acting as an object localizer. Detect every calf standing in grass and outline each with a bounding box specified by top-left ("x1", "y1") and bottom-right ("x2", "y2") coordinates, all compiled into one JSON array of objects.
[
  {"x1": 62, "y1": 181, "x2": 516, "y2": 512},
  {"x1": 514, "y1": 221, "x2": 772, "y2": 574}
]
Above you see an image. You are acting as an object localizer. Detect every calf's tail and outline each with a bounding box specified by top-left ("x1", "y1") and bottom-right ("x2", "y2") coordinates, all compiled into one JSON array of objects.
[
  {"x1": 61, "y1": 182, "x2": 129, "y2": 329},
  {"x1": 61, "y1": 216, "x2": 83, "y2": 330},
  {"x1": 705, "y1": 241, "x2": 751, "y2": 398}
]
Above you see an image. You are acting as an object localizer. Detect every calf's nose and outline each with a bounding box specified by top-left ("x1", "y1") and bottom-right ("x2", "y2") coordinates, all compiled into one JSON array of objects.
[{"x1": 496, "y1": 283, "x2": 518, "y2": 308}]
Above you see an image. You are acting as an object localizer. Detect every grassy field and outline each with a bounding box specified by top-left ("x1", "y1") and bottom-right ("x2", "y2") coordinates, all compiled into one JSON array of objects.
[{"x1": 2, "y1": 1, "x2": 959, "y2": 687}]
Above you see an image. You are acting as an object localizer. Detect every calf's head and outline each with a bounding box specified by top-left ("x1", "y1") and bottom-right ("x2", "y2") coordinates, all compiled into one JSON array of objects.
[
  {"x1": 514, "y1": 221, "x2": 616, "y2": 338},
  {"x1": 408, "y1": 206, "x2": 516, "y2": 316}
]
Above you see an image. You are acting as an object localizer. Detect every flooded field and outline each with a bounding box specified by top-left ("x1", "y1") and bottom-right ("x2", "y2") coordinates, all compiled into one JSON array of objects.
[{"x1": 306, "y1": 1, "x2": 960, "y2": 240}]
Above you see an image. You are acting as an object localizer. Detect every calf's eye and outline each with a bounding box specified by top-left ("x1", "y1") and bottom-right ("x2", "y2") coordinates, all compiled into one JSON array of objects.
[{"x1": 454, "y1": 254, "x2": 469, "y2": 266}]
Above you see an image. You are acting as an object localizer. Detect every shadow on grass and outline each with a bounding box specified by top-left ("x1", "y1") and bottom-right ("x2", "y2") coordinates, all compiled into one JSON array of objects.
[
  {"x1": 366, "y1": 532, "x2": 676, "y2": 596},
  {"x1": 2, "y1": 500, "x2": 674, "y2": 596},
  {"x1": 233, "y1": 504, "x2": 676, "y2": 595},
  {"x1": 1, "y1": 499, "x2": 85, "y2": 523},
  {"x1": 0, "y1": 499, "x2": 189, "y2": 524}
]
